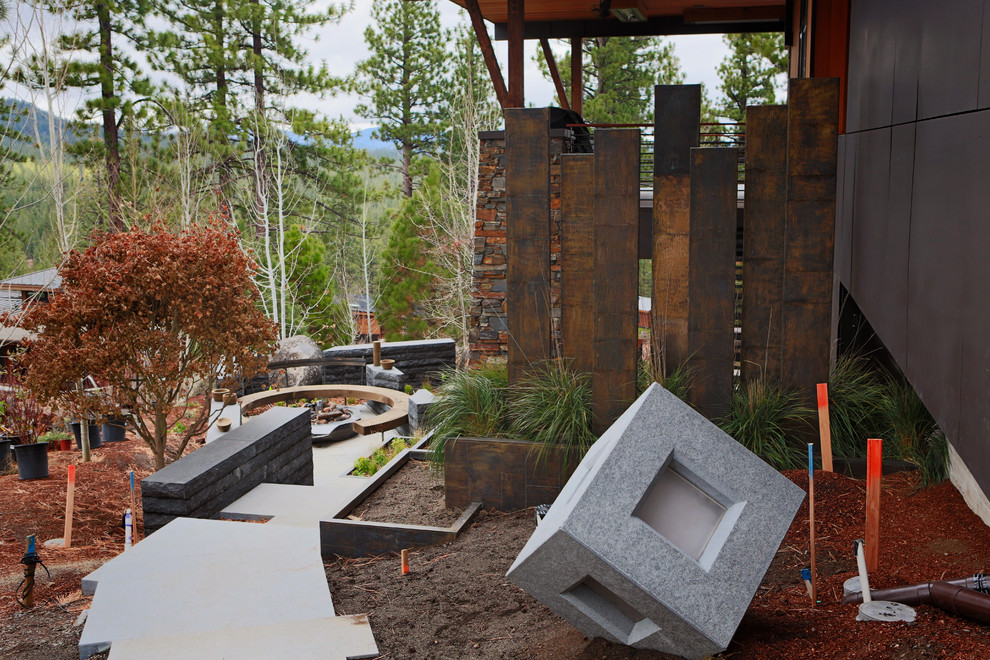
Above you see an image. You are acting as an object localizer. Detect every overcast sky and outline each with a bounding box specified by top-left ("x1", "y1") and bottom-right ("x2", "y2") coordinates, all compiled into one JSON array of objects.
[{"x1": 306, "y1": 2, "x2": 729, "y2": 130}]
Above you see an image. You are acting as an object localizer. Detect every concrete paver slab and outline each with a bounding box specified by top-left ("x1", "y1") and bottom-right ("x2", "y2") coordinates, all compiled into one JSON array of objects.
[
  {"x1": 80, "y1": 519, "x2": 332, "y2": 658},
  {"x1": 106, "y1": 615, "x2": 378, "y2": 660},
  {"x1": 220, "y1": 482, "x2": 368, "y2": 527}
]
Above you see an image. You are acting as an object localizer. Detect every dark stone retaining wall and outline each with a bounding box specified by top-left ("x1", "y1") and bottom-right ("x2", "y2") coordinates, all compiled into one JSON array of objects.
[
  {"x1": 444, "y1": 437, "x2": 579, "y2": 511},
  {"x1": 141, "y1": 408, "x2": 312, "y2": 533},
  {"x1": 323, "y1": 338, "x2": 456, "y2": 387}
]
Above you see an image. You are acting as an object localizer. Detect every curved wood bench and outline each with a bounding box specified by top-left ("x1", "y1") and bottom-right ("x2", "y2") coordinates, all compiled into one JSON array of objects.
[{"x1": 238, "y1": 385, "x2": 410, "y2": 435}]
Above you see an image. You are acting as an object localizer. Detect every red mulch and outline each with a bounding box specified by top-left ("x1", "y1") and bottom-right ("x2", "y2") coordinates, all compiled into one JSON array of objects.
[{"x1": 730, "y1": 469, "x2": 990, "y2": 658}]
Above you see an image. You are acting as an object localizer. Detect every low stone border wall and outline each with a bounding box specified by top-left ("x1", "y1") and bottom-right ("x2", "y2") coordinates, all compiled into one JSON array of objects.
[
  {"x1": 320, "y1": 447, "x2": 481, "y2": 558},
  {"x1": 324, "y1": 338, "x2": 456, "y2": 386},
  {"x1": 141, "y1": 408, "x2": 312, "y2": 533},
  {"x1": 444, "y1": 437, "x2": 579, "y2": 511}
]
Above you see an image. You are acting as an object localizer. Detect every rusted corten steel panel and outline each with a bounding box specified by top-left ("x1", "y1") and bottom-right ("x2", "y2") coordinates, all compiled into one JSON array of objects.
[
  {"x1": 444, "y1": 437, "x2": 578, "y2": 511},
  {"x1": 593, "y1": 129, "x2": 639, "y2": 434},
  {"x1": 781, "y1": 78, "x2": 838, "y2": 400},
  {"x1": 560, "y1": 153, "x2": 595, "y2": 375},
  {"x1": 652, "y1": 85, "x2": 700, "y2": 376},
  {"x1": 687, "y1": 147, "x2": 738, "y2": 419},
  {"x1": 506, "y1": 108, "x2": 552, "y2": 384},
  {"x1": 741, "y1": 104, "x2": 787, "y2": 383}
]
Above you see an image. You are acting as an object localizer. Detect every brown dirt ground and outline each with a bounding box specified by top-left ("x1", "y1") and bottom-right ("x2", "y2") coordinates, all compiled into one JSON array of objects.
[
  {"x1": 325, "y1": 469, "x2": 990, "y2": 660},
  {"x1": 350, "y1": 459, "x2": 462, "y2": 528},
  {"x1": 3, "y1": 427, "x2": 990, "y2": 659}
]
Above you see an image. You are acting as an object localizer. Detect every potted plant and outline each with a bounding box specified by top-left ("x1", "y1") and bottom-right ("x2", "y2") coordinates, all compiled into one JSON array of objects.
[
  {"x1": 39, "y1": 430, "x2": 73, "y2": 452},
  {"x1": 70, "y1": 418, "x2": 102, "y2": 449},
  {"x1": 0, "y1": 367, "x2": 54, "y2": 480}
]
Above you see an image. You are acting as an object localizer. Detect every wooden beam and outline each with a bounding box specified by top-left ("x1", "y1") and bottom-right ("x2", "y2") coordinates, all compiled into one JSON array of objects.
[
  {"x1": 507, "y1": 0, "x2": 524, "y2": 107},
  {"x1": 463, "y1": 0, "x2": 508, "y2": 110},
  {"x1": 570, "y1": 37, "x2": 583, "y2": 116},
  {"x1": 687, "y1": 147, "x2": 738, "y2": 419},
  {"x1": 505, "y1": 108, "x2": 551, "y2": 383},
  {"x1": 652, "y1": 85, "x2": 700, "y2": 377},
  {"x1": 494, "y1": 17, "x2": 786, "y2": 41},
  {"x1": 540, "y1": 38, "x2": 570, "y2": 110},
  {"x1": 560, "y1": 153, "x2": 594, "y2": 373},
  {"x1": 593, "y1": 129, "x2": 639, "y2": 434}
]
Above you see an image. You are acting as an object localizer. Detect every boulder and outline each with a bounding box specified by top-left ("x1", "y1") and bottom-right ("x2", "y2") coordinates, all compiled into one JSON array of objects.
[{"x1": 270, "y1": 335, "x2": 324, "y2": 388}]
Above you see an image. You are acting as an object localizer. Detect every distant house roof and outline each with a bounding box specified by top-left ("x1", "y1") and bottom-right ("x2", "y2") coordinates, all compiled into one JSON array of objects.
[
  {"x1": 0, "y1": 267, "x2": 61, "y2": 292},
  {"x1": 348, "y1": 293, "x2": 375, "y2": 313}
]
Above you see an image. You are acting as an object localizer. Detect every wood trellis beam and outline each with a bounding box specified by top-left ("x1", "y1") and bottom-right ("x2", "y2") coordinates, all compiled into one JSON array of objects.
[
  {"x1": 463, "y1": 0, "x2": 508, "y2": 110},
  {"x1": 539, "y1": 38, "x2": 570, "y2": 110}
]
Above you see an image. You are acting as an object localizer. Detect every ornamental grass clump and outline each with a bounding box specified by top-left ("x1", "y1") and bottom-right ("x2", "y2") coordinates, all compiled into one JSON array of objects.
[
  {"x1": 429, "y1": 361, "x2": 509, "y2": 469},
  {"x1": 826, "y1": 353, "x2": 887, "y2": 458},
  {"x1": 718, "y1": 378, "x2": 813, "y2": 470},
  {"x1": 879, "y1": 379, "x2": 949, "y2": 488},
  {"x1": 507, "y1": 358, "x2": 595, "y2": 470}
]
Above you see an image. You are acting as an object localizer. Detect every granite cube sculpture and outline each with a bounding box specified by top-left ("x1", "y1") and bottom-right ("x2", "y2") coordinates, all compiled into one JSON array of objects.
[{"x1": 506, "y1": 383, "x2": 805, "y2": 659}]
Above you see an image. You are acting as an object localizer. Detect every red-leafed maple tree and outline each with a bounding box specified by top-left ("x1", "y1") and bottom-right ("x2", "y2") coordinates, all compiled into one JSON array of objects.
[{"x1": 19, "y1": 223, "x2": 277, "y2": 470}]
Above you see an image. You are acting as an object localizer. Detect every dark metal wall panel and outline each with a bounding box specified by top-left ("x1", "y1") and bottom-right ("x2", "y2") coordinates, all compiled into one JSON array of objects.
[
  {"x1": 830, "y1": 134, "x2": 853, "y2": 361},
  {"x1": 905, "y1": 114, "x2": 971, "y2": 444},
  {"x1": 849, "y1": 127, "x2": 891, "y2": 327},
  {"x1": 652, "y1": 85, "x2": 700, "y2": 375},
  {"x1": 980, "y1": 2, "x2": 990, "y2": 108},
  {"x1": 917, "y1": 0, "x2": 982, "y2": 120},
  {"x1": 890, "y1": 0, "x2": 922, "y2": 125},
  {"x1": 844, "y1": 0, "x2": 893, "y2": 132},
  {"x1": 782, "y1": 78, "x2": 838, "y2": 399},
  {"x1": 560, "y1": 154, "x2": 595, "y2": 375},
  {"x1": 687, "y1": 148, "x2": 738, "y2": 419},
  {"x1": 505, "y1": 108, "x2": 551, "y2": 384},
  {"x1": 741, "y1": 105, "x2": 787, "y2": 383},
  {"x1": 593, "y1": 130, "x2": 640, "y2": 434}
]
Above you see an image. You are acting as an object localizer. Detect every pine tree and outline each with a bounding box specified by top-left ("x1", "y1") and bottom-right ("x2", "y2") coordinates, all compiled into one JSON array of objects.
[
  {"x1": 60, "y1": 0, "x2": 151, "y2": 230},
  {"x1": 716, "y1": 33, "x2": 788, "y2": 122},
  {"x1": 355, "y1": 0, "x2": 450, "y2": 197},
  {"x1": 376, "y1": 193, "x2": 435, "y2": 340},
  {"x1": 538, "y1": 37, "x2": 683, "y2": 123}
]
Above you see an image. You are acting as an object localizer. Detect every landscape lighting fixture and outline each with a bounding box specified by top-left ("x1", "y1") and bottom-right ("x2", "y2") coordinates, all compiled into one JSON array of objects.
[{"x1": 610, "y1": 0, "x2": 647, "y2": 22}]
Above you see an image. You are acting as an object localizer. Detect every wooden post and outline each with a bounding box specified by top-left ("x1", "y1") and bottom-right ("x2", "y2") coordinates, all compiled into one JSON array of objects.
[
  {"x1": 740, "y1": 104, "x2": 787, "y2": 383},
  {"x1": 570, "y1": 38, "x2": 583, "y2": 116},
  {"x1": 808, "y1": 443, "x2": 817, "y2": 604},
  {"x1": 63, "y1": 465, "x2": 76, "y2": 549},
  {"x1": 401, "y1": 548, "x2": 410, "y2": 575},
  {"x1": 652, "y1": 85, "x2": 700, "y2": 377},
  {"x1": 372, "y1": 340, "x2": 381, "y2": 367},
  {"x1": 865, "y1": 437, "x2": 882, "y2": 573},
  {"x1": 781, "y1": 78, "x2": 839, "y2": 398},
  {"x1": 592, "y1": 129, "x2": 639, "y2": 434},
  {"x1": 505, "y1": 108, "x2": 551, "y2": 384},
  {"x1": 686, "y1": 147, "x2": 738, "y2": 418},
  {"x1": 507, "y1": 0, "x2": 524, "y2": 107},
  {"x1": 817, "y1": 383, "x2": 834, "y2": 471},
  {"x1": 560, "y1": 154, "x2": 595, "y2": 374}
]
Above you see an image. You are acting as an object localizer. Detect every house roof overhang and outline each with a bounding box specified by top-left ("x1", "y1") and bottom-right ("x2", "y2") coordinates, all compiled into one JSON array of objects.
[{"x1": 448, "y1": 1, "x2": 787, "y2": 39}]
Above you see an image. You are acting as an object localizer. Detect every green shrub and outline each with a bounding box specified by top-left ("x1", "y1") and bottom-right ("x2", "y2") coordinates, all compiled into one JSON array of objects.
[
  {"x1": 352, "y1": 437, "x2": 413, "y2": 477},
  {"x1": 827, "y1": 354, "x2": 886, "y2": 458},
  {"x1": 507, "y1": 359, "x2": 596, "y2": 471},
  {"x1": 718, "y1": 378, "x2": 813, "y2": 470}
]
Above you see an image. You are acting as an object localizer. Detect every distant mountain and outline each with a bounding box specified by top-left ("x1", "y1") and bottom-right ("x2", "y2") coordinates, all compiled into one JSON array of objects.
[
  {"x1": 2, "y1": 99, "x2": 83, "y2": 149},
  {"x1": 352, "y1": 127, "x2": 398, "y2": 157}
]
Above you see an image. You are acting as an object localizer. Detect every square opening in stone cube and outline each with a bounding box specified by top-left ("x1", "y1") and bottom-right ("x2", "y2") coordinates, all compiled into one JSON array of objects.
[
  {"x1": 634, "y1": 462, "x2": 728, "y2": 562},
  {"x1": 561, "y1": 576, "x2": 659, "y2": 645}
]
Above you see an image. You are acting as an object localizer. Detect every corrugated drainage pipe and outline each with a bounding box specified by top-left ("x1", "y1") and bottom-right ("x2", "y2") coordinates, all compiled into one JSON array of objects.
[{"x1": 842, "y1": 574, "x2": 988, "y2": 606}]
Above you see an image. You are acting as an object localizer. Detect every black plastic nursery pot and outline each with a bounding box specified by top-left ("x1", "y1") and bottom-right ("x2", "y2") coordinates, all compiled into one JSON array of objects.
[
  {"x1": 12, "y1": 442, "x2": 49, "y2": 480},
  {"x1": 0, "y1": 437, "x2": 14, "y2": 471},
  {"x1": 71, "y1": 421, "x2": 102, "y2": 449},
  {"x1": 102, "y1": 419, "x2": 128, "y2": 442}
]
